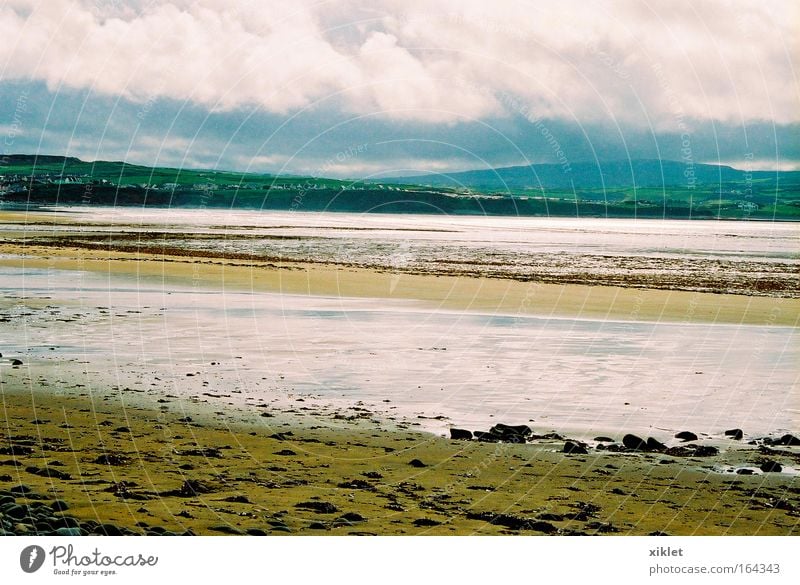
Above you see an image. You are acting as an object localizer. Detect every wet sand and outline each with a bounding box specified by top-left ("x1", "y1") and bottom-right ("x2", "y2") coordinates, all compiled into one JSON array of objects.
[
  {"x1": 0, "y1": 243, "x2": 797, "y2": 327},
  {"x1": 2, "y1": 377, "x2": 799, "y2": 536}
]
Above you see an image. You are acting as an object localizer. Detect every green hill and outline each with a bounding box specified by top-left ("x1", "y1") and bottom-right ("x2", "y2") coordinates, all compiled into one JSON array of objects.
[{"x1": 1, "y1": 154, "x2": 798, "y2": 220}]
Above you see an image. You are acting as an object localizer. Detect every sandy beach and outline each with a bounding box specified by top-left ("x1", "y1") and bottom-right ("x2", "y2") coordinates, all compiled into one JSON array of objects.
[{"x1": 1, "y1": 208, "x2": 798, "y2": 536}]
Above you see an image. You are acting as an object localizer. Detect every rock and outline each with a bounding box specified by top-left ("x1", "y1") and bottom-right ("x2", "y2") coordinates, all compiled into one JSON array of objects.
[
  {"x1": 466, "y1": 511, "x2": 557, "y2": 534},
  {"x1": 9, "y1": 485, "x2": 32, "y2": 495},
  {"x1": 223, "y1": 495, "x2": 250, "y2": 503},
  {"x1": 473, "y1": 431, "x2": 502, "y2": 443},
  {"x1": 274, "y1": 449, "x2": 296, "y2": 456},
  {"x1": 95, "y1": 523, "x2": 124, "y2": 536},
  {"x1": 725, "y1": 429, "x2": 744, "y2": 440},
  {"x1": 563, "y1": 441, "x2": 589, "y2": 455},
  {"x1": 337, "y1": 512, "x2": 365, "y2": 523},
  {"x1": 172, "y1": 479, "x2": 214, "y2": 497},
  {"x1": 778, "y1": 434, "x2": 800, "y2": 446},
  {"x1": 413, "y1": 518, "x2": 442, "y2": 527},
  {"x1": 25, "y1": 465, "x2": 71, "y2": 480},
  {"x1": 50, "y1": 516, "x2": 80, "y2": 529},
  {"x1": 54, "y1": 527, "x2": 83, "y2": 536},
  {"x1": 0, "y1": 495, "x2": 14, "y2": 506},
  {"x1": 362, "y1": 471, "x2": 383, "y2": 479},
  {"x1": 337, "y1": 479, "x2": 376, "y2": 491},
  {"x1": 694, "y1": 445, "x2": 719, "y2": 457},
  {"x1": 94, "y1": 453, "x2": 129, "y2": 466},
  {"x1": 295, "y1": 501, "x2": 338, "y2": 514},
  {"x1": 593, "y1": 436, "x2": 614, "y2": 442},
  {"x1": 3, "y1": 504, "x2": 28, "y2": 520},
  {"x1": 408, "y1": 459, "x2": 427, "y2": 468},
  {"x1": 208, "y1": 525, "x2": 244, "y2": 535},
  {"x1": 664, "y1": 444, "x2": 718, "y2": 457},
  {"x1": 736, "y1": 468, "x2": 755, "y2": 475},
  {"x1": 489, "y1": 424, "x2": 532, "y2": 442},
  {"x1": 622, "y1": 434, "x2": 648, "y2": 451},
  {"x1": 646, "y1": 437, "x2": 667, "y2": 452},
  {"x1": 675, "y1": 431, "x2": 698, "y2": 442},
  {"x1": 50, "y1": 500, "x2": 69, "y2": 512},
  {"x1": 308, "y1": 522, "x2": 327, "y2": 530},
  {"x1": 245, "y1": 528, "x2": 268, "y2": 536},
  {"x1": 449, "y1": 428, "x2": 473, "y2": 440},
  {"x1": 11, "y1": 359, "x2": 23, "y2": 366},
  {"x1": 0, "y1": 445, "x2": 34, "y2": 456},
  {"x1": 760, "y1": 461, "x2": 782, "y2": 473}
]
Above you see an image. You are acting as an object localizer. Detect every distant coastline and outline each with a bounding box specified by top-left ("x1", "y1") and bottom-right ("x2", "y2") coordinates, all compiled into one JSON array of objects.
[{"x1": 2, "y1": 154, "x2": 799, "y2": 220}]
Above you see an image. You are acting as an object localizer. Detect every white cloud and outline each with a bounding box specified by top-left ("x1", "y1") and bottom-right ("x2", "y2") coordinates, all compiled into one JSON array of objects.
[{"x1": 0, "y1": 0, "x2": 797, "y2": 127}]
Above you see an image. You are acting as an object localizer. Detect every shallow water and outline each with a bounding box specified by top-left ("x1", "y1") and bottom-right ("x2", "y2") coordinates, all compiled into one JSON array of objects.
[
  {"x1": 2, "y1": 266, "x2": 797, "y2": 440},
  {"x1": 18, "y1": 207, "x2": 800, "y2": 296}
]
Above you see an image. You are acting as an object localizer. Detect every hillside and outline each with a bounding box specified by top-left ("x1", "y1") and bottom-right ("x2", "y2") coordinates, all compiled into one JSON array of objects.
[
  {"x1": 387, "y1": 159, "x2": 800, "y2": 190},
  {"x1": 1, "y1": 154, "x2": 798, "y2": 220}
]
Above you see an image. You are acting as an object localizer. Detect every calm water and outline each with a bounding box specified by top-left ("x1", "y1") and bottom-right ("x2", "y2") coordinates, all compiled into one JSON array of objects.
[
  {"x1": 19, "y1": 207, "x2": 799, "y2": 296},
  {"x1": 2, "y1": 264, "x2": 797, "y2": 440}
]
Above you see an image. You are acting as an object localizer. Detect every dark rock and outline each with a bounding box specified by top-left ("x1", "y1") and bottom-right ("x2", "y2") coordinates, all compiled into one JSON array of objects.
[
  {"x1": 223, "y1": 495, "x2": 250, "y2": 503},
  {"x1": 54, "y1": 527, "x2": 82, "y2": 536},
  {"x1": 413, "y1": 518, "x2": 442, "y2": 527},
  {"x1": 274, "y1": 449, "x2": 296, "y2": 456},
  {"x1": 50, "y1": 516, "x2": 80, "y2": 529},
  {"x1": 50, "y1": 500, "x2": 69, "y2": 512},
  {"x1": 489, "y1": 424, "x2": 532, "y2": 442},
  {"x1": 449, "y1": 428, "x2": 473, "y2": 440},
  {"x1": 563, "y1": 441, "x2": 589, "y2": 455},
  {"x1": 585, "y1": 521, "x2": 619, "y2": 533},
  {"x1": 25, "y1": 465, "x2": 71, "y2": 480},
  {"x1": 337, "y1": 479, "x2": 376, "y2": 491},
  {"x1": 408, "y1": 459, "x2": 427, "y2": 468},
  {"x1": 362, "y1": 471, "x2": 383, "y2": 479},
  {"x1": 296, "y1": 501, "x2": 338, "y2": 514},
  {"x1": 209, "y1": 525, "x2": 244, "y2": 535},
  {"x1": 646, "y1": 437, "x2": 667, "y2": 452},
  {"x1": 308, "y1": 522, "x2": 327, "y2": 530},
  {"x1": 0, "y1": 495, "x2": 14, "y2": 506},
  {"x1": 466, "y1": 511, "x2": 557, "y2": 534},
  {"x1": 675, "y1": 431, "x2": 698, "y2": 442},
  {"x1": 736, "y1": 468, "x2": 755, "y2": 475},
  {"x1": 171, "y1": 479, "x2": 214, "y2": 497},
  {"x1": 179, "y1": 447, "x2": 222, "y2": 458},
  {"x1": 94, "y1": 523, "x2": 124, "y2": 536},
  {"x1": 622, "y1": 434, "x2": 648, "y2": 451},
  {"x1": 3, "y1": 504, "x2": 28, "y2": 519},
  {"x1": 245, "y1": 528, "x2": 268, "y2": 536},
  {"x1": 0, "y1": 445, "x2": 33, "y2": 456},
  {"x1": 593, "y1": 436, "x2": 614, "y2": 442},
  {"x1": 9, "y1": 485, "x2": 32, "y2": 495},
  {"x1": 725, "y1": 429, "x2": 744, "y2": 440},
  {"x1": 778, "y1": 434, "x2": 800, "y2": 446},
  {"x1": 11, "y1": 359, "x2": 23, "y2": 366},
  {"x1": 337, "y1": 512, "x2": 365, "y2": 523},
  {"x1": 760, "y1": 461, "x2": 782, "y2": 473},
  {"x1": 95, "y1": 453, "x2": 129, "y2": 466},
  {"x1": 473, "y1": 431, "x2": 502, "y2": 443},
  {"x1": 664, "y1": 444, "x2": 718, "y2": 457}
]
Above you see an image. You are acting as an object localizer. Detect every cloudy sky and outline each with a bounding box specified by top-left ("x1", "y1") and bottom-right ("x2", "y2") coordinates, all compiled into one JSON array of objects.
[{"x1": 1, "y1": 0, "x2": 797, "y2": 177}]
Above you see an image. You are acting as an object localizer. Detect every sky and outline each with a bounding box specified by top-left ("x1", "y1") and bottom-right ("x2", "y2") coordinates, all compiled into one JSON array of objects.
[{"x1": 1, "y1": 0, "x2": 798, "y2": 177}]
